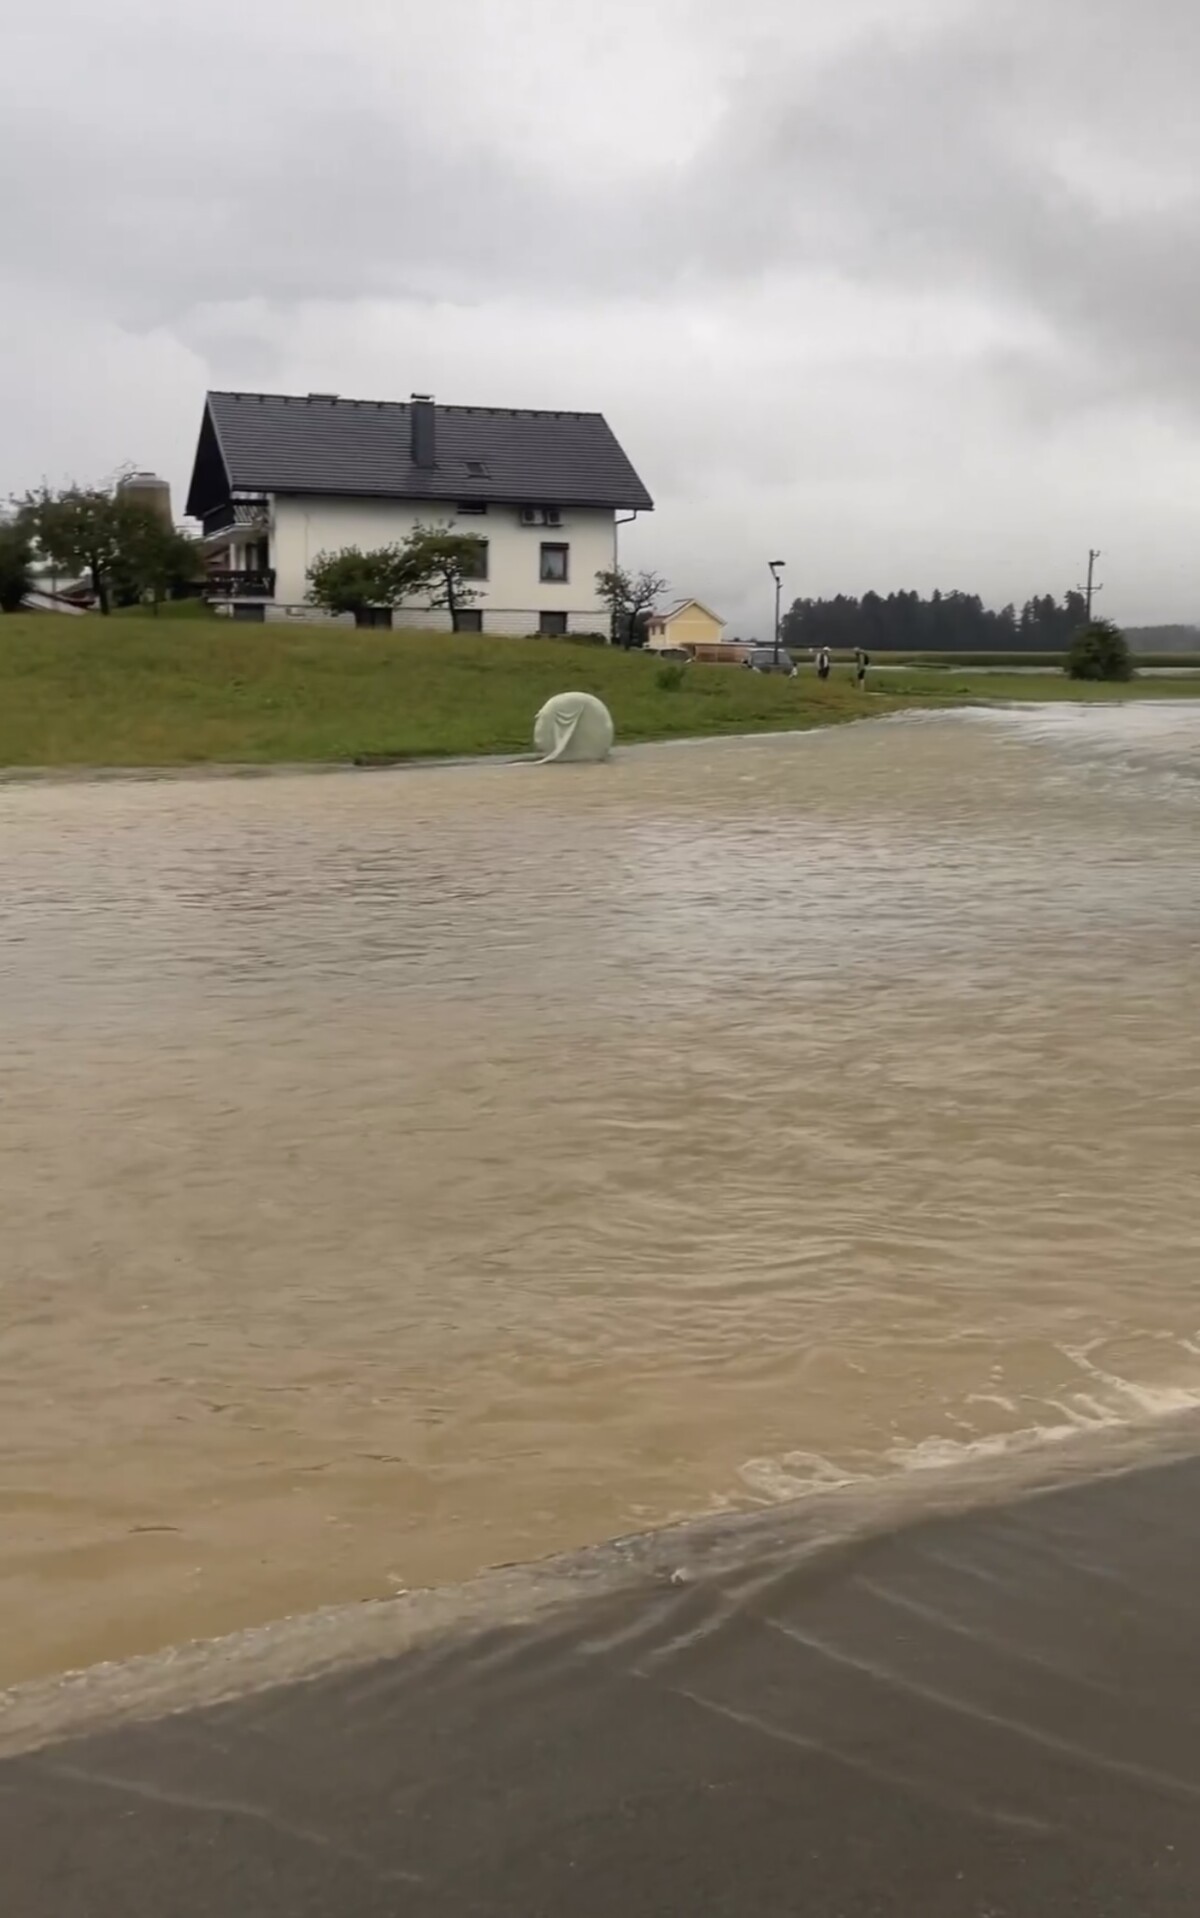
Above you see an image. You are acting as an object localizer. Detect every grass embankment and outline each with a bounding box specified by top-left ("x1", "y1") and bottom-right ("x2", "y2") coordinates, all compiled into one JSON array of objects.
[
  {"x1": 871, "y1": 649, "x2": 1200, "y2": 669},
  {"x1": 0, "y1": 615, "x2": 1197, "y2": 769}
]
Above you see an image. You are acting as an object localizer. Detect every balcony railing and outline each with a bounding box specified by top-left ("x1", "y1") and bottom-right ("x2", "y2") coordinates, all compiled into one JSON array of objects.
[{"x1": 204, "y1": 569, "x2": 276, "y2": 600}]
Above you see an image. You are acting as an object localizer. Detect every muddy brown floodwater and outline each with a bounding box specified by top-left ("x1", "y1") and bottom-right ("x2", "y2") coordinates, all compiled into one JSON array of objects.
[{"x1": 2, "y1": 705, "x2": 1198, "y2": 1685}]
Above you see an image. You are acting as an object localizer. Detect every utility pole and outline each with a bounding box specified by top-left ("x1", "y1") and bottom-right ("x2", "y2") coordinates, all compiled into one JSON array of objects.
[
  {"x1": 1079, "y1": 548, "x2": 1103, "y2": 621},
  {"x1": 769, "y1": 559, "x2": 785, "y2": 665}
]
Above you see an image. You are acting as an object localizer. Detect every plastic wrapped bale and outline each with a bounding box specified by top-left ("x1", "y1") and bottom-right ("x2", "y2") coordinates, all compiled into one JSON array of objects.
[{"x1": 533, "y1": 692, "x2": 615, "y2": 764}]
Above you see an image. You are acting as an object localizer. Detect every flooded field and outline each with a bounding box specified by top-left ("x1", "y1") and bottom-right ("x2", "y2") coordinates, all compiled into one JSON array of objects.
[{"x1": 2, "y1": 704, "x2": 1198, "y2": 1684}]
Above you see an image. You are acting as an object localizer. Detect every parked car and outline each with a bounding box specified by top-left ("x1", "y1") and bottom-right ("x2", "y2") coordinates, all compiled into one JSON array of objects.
[
  {"x1": 743, "y1": 646, "x2": 797, "y2": 677},
  {"x1": 650, "y1": 645, "x2": 692, "y2": 663}
]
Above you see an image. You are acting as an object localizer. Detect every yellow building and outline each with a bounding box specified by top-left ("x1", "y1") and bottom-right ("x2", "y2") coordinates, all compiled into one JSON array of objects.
[{"x1": 644, "y1": 599, "x2": 726, "y2": 652}]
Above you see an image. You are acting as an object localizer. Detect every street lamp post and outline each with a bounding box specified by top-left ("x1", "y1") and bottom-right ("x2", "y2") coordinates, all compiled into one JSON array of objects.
[{"x1": 768, "y1": 560, "x2": 786, "y2": 665}]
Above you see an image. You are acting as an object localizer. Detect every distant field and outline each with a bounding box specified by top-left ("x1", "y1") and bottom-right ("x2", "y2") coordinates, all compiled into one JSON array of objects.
[
  {"x1": 887, "y1": 668, "x2": 1200, "y2": 703},
  {"x1": 846, "y1": 650, "x2": 1200, "y2": 670},
  {"x1": 0, "y1": 615, "x2": 1197, "y2": 769}
]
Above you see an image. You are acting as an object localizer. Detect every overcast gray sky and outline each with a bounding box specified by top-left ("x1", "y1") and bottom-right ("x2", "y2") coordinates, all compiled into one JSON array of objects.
[{"x1": 3, "y1": 0, "x2": 1198, "y2": 629}]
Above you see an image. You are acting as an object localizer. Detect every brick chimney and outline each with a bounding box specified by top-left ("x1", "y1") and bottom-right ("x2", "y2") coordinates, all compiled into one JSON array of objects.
[{"x1": 410, "y1": 393, "x2": 436, "y2": 469}]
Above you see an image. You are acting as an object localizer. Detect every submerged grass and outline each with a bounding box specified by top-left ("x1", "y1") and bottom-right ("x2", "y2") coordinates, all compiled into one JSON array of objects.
[{"x1": 0, "y1": 615, "x2": 1197, "y2": 769}]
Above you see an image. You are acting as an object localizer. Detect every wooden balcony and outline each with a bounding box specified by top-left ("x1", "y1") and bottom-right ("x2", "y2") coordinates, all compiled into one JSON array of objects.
[{"x1": 203, "y1": 569, "x2": 276, "y2": 600}]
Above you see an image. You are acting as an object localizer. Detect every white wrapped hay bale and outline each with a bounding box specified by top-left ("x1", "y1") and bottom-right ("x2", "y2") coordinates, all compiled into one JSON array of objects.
[{"x1": 533, "y1": 692, "x2": 615, "y2": 764}]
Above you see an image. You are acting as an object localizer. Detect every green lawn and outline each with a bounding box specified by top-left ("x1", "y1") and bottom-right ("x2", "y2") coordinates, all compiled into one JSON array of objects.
[
  {"x1": 884, "y1": 668, "x2": 1200, "y2": 704},
  {"x1": 0, "y1": 615, "x2": 1197, "y2": 769}
]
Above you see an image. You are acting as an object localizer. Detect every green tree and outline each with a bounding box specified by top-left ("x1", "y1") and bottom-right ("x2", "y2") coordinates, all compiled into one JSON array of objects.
[
  {"x1": 1066, "y1": 618, "x2": 1133, "y2": 682},
  {"x1": 306, "y1": 545, "x2": 413, "y2": 626},
  {"x1": 17, "y1": 484, "x2": 125, "y2": 614},
  {"x1": 595, "y1": 565, "x2": 669, "y2": 647},
  {"x1": 400, "y1": 524, "x2": 487, "y2": 631},
  {"x1": 13, "y1": 482, "x2": 197, "y2": 615},
  {"x1": 784, "y1": 585, "x2": 1106, "y2": 657},
  {"x1": 113, "y1": 514, "x2": 202, "y2": 612},
  {"x1": 1062, "y1": 589, "x2": 1090, "y2": 634},
  {"x1": 0, "y1": 516, "x2": 33, "y2": 613}
]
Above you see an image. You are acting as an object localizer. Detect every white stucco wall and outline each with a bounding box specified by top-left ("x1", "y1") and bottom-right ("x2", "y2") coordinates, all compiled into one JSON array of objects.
[{"x1": 268, "y1": 496, "x2": 616, "y2": 634}]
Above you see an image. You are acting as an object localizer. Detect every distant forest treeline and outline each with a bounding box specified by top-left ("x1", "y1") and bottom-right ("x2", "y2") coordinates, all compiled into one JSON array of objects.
[{"x1": 782, "y1": 589, "x2": 1093, "y2": 653}]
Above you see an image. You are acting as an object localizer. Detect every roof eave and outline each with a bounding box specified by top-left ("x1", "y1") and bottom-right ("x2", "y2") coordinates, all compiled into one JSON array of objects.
[
  {"x1": 662, "y1": 598, "x2": 724, "y2": 625},
  {"x1": 184, "y1": 396, "x2": 236, "y2": 519},
  {"x1": 262, "y1": 484, "x2": 654, "y2": 511}
]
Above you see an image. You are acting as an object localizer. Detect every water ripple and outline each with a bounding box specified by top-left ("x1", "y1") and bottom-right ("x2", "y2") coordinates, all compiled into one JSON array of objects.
[{"x1": 1, "y1": 705, "x2": 1198, "y2": 1681}]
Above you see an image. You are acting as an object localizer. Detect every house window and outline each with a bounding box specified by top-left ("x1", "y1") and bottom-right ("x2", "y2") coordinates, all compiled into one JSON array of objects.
[
  {"x1": 460, "y1": 538, "x2": 489, "y2": 581},
  {"x1": 456, "y1": 501, "x2": 487, "y2": 516},
  {"x1": 539, "y1": 611, "x2": 568, "y2": 636},
  {"x1": 360, "y1": 606, "x2": 393, "y2": 629},
  {"x1": 540, "y1": 542, "x2": 569, "y2": 584},
  {"x1": 454, "y1": 610, "x2": 483, "y2": 632},
  {"x1": 232, "y1": 603, "x2": 265, "y2": 624},
  {"x1": 466, "y1": 461, "x2": 490, "y2": 478}
]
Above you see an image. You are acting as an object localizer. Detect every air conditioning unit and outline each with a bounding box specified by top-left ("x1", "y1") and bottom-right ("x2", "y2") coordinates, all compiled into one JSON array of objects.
[
  {"x1": 543, "y1": 508, "x2": 562, "y2": 527},
  {"x1": 519, "y1": 507, "x2": 540, "y2": 526}
]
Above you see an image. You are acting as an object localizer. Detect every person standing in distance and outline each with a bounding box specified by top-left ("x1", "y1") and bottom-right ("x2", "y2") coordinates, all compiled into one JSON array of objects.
[
  {"x1": 854, "y1": 647, "x2": 870, "y2": 690},
  {"x1": 817, "y1": 646, "x2": 832, "y2": 682}
]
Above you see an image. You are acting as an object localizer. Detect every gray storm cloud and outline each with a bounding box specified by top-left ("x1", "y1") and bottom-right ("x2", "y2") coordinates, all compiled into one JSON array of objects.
[{"x1": 3, "y1": 0, "x2": 1199, "y2": 623}]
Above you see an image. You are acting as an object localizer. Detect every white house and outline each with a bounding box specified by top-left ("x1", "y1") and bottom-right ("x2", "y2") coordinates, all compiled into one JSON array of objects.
[{"x1": 184, "y1": 390, "x2": 653, "y2": 633}]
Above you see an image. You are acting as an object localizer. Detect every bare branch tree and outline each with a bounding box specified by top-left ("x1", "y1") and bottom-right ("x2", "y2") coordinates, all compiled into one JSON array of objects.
[{"x1": 595, "y1": 566, "x2": 669, "y2": 647}]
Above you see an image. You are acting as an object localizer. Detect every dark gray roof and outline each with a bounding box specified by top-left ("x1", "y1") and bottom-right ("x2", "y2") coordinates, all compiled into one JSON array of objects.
[{"x1": 186, "y1": 391, "x2": 653, "y2": 516}]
